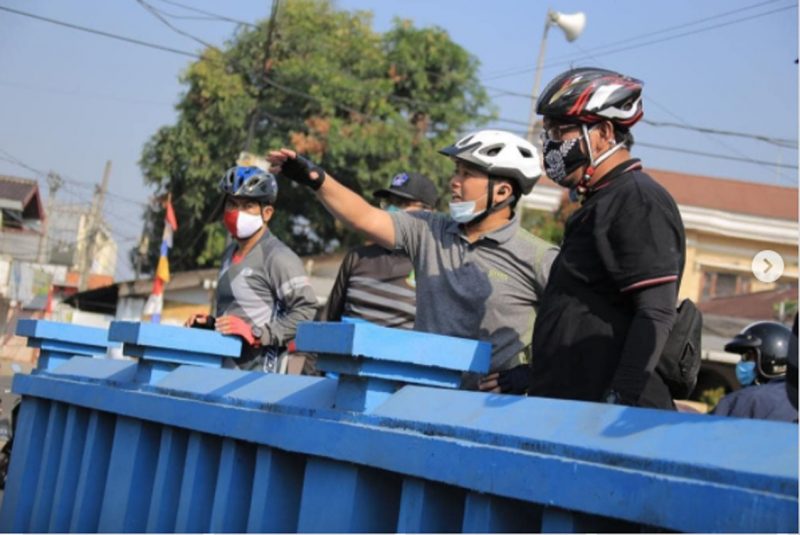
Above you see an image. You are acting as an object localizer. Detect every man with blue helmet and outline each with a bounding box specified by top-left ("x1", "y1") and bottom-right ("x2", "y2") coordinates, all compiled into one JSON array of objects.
[{"x1": 186, "y1": 166, "x2": 318, "y2": 372}]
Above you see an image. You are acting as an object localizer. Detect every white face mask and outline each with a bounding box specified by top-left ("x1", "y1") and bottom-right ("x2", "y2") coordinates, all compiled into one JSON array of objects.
[
  {"x1": 449, "y1": 200, "x2": 486, "y2": 224},
  {"x1": 224, "y1": 209, "x2": 264, "y2": 239}
]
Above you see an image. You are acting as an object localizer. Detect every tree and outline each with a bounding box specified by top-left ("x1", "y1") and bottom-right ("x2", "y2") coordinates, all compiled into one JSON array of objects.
[{"x1": 137, "y1": 0, "x2": 493, "y2": 273}]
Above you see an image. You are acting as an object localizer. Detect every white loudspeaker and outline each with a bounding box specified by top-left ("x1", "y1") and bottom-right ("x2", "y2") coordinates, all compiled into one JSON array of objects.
[{"x1": 551, "y1": 11, "x2": 586, "y2": 42}]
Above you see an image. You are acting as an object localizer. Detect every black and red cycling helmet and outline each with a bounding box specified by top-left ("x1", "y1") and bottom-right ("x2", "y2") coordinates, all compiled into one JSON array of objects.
[{"x1": 536, "y1": 67, "x2": 644, "y2": 128}]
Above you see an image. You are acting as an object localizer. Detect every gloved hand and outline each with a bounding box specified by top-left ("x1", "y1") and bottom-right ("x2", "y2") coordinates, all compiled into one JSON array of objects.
[
  {"x1": 477, "y1": 365, "x2": 531, "y2": 394},
  {"x1": 497, "y1": 364, "x2": 533, "y2": 394},
  {"x1": 215, "y1": 315, "x2": 258, "y2": 346},
  {"x1": 268, "y1": 149, "x2": 326, "y2": 191},
  {"x1": 185, "y1": 313, "x2": 215, "y2": 330}
]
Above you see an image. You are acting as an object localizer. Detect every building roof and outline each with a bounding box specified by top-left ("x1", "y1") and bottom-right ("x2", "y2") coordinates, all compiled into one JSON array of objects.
[
  {"x1": 0, "y1": 175, "x2": 44, "y2": 219},
  {"x1": 697, "y1": 285, "x2": 798, "y2": 321},
  {"x1": 536, "y1": 168, "x2": 798, "y2": 221},
  {"x1": 647, "y1": 168, "x2": 797, "y2": 221}
]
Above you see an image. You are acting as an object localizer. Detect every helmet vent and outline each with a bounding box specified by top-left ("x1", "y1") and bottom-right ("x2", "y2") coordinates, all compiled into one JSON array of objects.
[
  {"x1": 517, "y1": 147, "x2": 532, "y2": 158},
  {"x1": 480, "y1": 144, "x2": 502, "y2": 157}
]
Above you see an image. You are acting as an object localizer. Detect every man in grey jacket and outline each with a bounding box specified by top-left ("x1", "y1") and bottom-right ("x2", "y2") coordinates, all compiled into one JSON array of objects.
[
  {"x1": 187, "y1": 166, "x2": 318, "y2": 372},
  {"x1": 268, "y1": 130, "x2": 558, "y2": 392}
]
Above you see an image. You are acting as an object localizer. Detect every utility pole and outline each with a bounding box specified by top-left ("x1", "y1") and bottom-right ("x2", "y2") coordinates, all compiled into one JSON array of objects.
[
  {"x1": 243, "y1": 0, "x2": 281, "y2": 152},
  {"x1": 78, "y1": 160, "x2": 111, "y2": 291},
  {"x1": 36, "y1": 171, "x2": 63, "y2": 264}
]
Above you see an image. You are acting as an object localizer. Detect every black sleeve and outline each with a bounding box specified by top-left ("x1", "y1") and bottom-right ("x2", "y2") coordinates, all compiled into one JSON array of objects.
[
  {"x1": 321, "y1": 249, "x2": 357, "y2": 322},
  {"x1": 596, "y1": 182, "x2": 683, "y2": 292},
  {"x1": 610, "y1": 281, "x2": 677, "y2": 401}
]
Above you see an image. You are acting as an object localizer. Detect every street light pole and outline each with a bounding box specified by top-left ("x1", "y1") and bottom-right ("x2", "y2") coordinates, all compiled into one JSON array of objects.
[
  {"x1": 526, "y1": 11, "x2": 554, "y2": 144},
  {"x1": 525, "y1": 9, "x2": 587, "y2": 145}
]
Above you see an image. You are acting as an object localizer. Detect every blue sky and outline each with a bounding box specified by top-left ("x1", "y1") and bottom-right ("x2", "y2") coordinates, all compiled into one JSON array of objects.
[{"x1": 0, "y1": 0, "x2": 797, "y2": 279}]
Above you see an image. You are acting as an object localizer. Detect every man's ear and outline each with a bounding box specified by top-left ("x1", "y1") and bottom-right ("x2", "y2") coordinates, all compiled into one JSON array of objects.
[
  {"x1": 494, "y1": 181, "x2": 513, "y2": 202},
  {"x1": 261, "y1": 204, "x2": 275, "y2": 223}
]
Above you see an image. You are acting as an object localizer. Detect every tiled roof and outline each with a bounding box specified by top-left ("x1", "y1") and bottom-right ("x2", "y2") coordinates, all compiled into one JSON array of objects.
[
  {"x1": 0, "y1": 175, "x2": 38, "y2": 204},
  {"x1": 537, "y1": 167, "x2": 798, "y2": 221},
  {"x1": 698, "y1": 286, "x2": 798, "y2": 321}
]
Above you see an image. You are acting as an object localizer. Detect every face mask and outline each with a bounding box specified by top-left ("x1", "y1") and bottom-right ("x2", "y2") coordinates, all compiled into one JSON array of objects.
[
  {"x1": 543, "y1": 137, "x2": 589, "y2": 186},
  {"x1": 736, "y1": 361, "x2": 757, "y2": 386},
  {"x1": 224, "y1": 209, "x2": 264, "y2": 239},
  {"x1": 449, "y1": 200, "x2": 486, "y2": 224},
  {"x1": 385, "y1": 205, "x2": 401, "y2": 213}
]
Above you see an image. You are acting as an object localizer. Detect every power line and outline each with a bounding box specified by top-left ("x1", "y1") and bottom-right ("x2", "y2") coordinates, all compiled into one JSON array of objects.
[
  {"x1": 155, "y1": 0, "x2": 259, "y2": 27},
  {"x1": 635, "y1": 141, "x2": 797, "y2": 170},
  {"x1": 482, "y1": 3, "x2": 797, "y2": 81},
  {"x1": 484, "y1": 125, "x2": 798, "y2": 174},
  {"x1": 481, "y1": 0, "x2": 783, "y2": 80},
  {"x1": 0, "y1": 5, "x2": 202, "y2": 59},
  {"x1": 136, "y1": 0, "x2": 216, "y2": 49}
]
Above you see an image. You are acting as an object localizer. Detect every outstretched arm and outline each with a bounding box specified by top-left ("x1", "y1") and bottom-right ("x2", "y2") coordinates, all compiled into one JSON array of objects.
[{"x1": 267, "y1": 148, "x2": 395, "y2": 249}]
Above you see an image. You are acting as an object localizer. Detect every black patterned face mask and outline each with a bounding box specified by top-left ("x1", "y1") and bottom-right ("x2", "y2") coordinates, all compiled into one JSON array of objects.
[{"x1": 543, "y1": 137, "x2": 588, "y2": 186}]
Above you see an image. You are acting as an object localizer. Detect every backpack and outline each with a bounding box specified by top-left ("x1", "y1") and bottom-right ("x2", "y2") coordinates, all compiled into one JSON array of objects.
[{"x1": 657, "y1": 299, "x2": 703, "y2": 399}]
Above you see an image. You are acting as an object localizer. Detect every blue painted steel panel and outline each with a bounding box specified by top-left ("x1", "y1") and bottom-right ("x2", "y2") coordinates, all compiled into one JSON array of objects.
[
  {"x1": 11, "y1": 371, "x2": 798, "y2": 533},
  {"x1": 334, "y1": 375, "x2": 398, "y2": 413},
  {"x1": 28, "y1": 402, "x2": 68, "y2": 532},
  {"x1": 5, "y1": 327, "x2": 799, "y2": 535},
  {"x1": 16, "y1": 319, "x2": 112, "y2": 348},
  {"x1": 146, "y1": 426, "x2": 189, "y2": 533},
  {"x1": 297, "y1": 458, "x2": 401, "y2": 532},
  {"x1": 461, "y1": 492, "x2": 541, "y2": 533},
  {"x1": 246, "y1": 446, "x2": 305, "y2": 533},
  {"x1": 123, "y1": 344, "x2": 226, "y2": 368},
  {"x1": 48, "y1": 406, "x2": 90, "y2": 532},
  {"x1": 316, "y1": 355, "x2": 462, "y2": 388},
  {"x1": 397, "y1": 477, "x2": 465, "y2": 533},
  {"x1": 49, "y1": 356, "x2": 137, "y2": 382},
  {"x1": 0, "y1": 397, "x2": 51, "y2": 533},
  {"x1": 174, "y1": 432, "x2": 222, "y2": 533},
  {"x1": 208, "y1": 439, "x2": 256, "y2": 533},
  {"x1": 29, "y1": 338, "x2": 110, "y2": 360},
  {"x1": 69, "y1": 411, "x2": 115, "y2": 532},
  {"x1": 296, "y1": 322, "x2": 491, "y2": 373},
  {"x1": 108, "y1": 321, "x2": 241, "y2": 358},
  {"x1": 97, "y1": 417, "x2": 161, "y2": 532}
]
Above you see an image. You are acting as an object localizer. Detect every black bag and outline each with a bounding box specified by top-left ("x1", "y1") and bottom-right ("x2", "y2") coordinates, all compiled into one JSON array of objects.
[{"x1": 657, "y1": 299, "x2": 703, "y2": 399}]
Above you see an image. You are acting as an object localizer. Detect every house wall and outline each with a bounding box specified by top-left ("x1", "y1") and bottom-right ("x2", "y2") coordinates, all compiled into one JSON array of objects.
[{"x1": 681, "y1": 230, "x2": 798, "y2": 303}]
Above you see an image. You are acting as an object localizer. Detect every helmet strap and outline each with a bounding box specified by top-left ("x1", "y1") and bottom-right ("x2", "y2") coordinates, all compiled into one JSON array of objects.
[
  {"x1": 577, "y1": 123, "x2": 626, "y2": 196},
  {"x1": 463, "y1": 178, "x2": 515, "y2": 228}
]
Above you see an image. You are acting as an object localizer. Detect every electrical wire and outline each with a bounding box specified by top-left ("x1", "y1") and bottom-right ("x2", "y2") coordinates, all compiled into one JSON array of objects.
[
  {"x1": 136, "y1": 0, "x2": 216, "y2": 50},
  {"x1": 481, "y1": 0, "x2": 783, "y2": 79},
  {"x1": 482, "y1": 3, "x2": 797, "y2": 81}
]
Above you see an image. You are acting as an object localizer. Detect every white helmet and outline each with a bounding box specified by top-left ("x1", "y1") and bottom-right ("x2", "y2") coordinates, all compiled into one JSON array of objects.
[{"x1": 439, "y1": 129, "x2": 542, "y2": 195}]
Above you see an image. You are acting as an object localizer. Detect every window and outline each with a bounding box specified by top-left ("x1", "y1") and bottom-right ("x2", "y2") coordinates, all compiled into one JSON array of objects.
[{"x1": 701, "y1": 271, "x2": 751, "y2": 301}]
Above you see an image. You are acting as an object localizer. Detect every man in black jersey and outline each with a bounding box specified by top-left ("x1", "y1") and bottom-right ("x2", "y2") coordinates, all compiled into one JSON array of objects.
[
  {"x1": 322, "y1": 172, "x2": 438, "y2": 329},
  {"x1": 528, "y1": 68, "x2": 686, "y2": 409}
]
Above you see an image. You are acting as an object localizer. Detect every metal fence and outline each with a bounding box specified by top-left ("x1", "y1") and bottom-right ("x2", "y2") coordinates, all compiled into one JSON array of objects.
[{"x1": 1, "y1": 319, "x2": 797, "y2": 533}]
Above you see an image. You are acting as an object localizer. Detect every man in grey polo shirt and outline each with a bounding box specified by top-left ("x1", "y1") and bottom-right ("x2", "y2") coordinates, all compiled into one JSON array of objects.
[{"x1": 268, "y1": 130, "x2": 558, "y2": 392}]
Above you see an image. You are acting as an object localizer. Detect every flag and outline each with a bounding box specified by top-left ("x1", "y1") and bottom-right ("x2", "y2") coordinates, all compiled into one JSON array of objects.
[{"x1": 146, "y1": 194, "x2": 177, "y2": 323}]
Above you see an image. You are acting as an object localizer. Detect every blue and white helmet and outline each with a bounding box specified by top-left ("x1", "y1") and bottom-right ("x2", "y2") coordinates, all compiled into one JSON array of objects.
[{"x1": 219, "y1": 166, "x2": 278, "y2": 204}]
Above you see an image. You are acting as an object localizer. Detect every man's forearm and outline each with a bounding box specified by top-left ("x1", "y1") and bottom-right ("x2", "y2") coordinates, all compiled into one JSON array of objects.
[
  {"x1": 315, "y1": 176, "x2": 395, "y2": 249},
  {"x1": 611, "y1": 282, "x2": 677, "y2": 401}
]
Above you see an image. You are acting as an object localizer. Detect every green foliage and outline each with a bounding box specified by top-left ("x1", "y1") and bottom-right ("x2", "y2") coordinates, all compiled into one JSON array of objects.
[{"x1": 138, "y1": 0, "x2": 493, "y2": 272}]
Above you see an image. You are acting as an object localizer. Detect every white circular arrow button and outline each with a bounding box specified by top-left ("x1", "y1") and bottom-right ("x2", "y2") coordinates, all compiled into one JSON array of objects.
[{"x1": 751, "y1": 250, "x2": 784, "y2": 283}]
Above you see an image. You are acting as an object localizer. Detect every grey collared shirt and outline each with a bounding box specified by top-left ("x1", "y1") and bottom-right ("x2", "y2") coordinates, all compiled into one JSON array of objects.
[{"x1": 391, "y1": 211, "x2": 559, "y2": 379}]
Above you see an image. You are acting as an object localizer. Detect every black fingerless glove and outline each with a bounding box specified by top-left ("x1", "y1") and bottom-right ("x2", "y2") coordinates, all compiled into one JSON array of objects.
[
  {"x1": 279, "y1": 155, "x2": 326, "y2": 191},
  {"x1": 497, "y1": 364, "x2": 533, "y2": 394}
]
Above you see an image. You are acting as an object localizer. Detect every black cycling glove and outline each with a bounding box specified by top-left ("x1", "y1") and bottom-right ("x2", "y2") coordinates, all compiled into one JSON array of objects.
[
  {"x1": 279, "y1": 155, "x2": 326, "y2": 191},
  {"x1": 497, "y1": 364, "x2": 532, "y2": 394}
]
